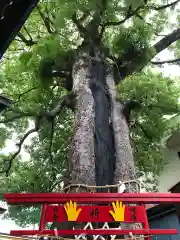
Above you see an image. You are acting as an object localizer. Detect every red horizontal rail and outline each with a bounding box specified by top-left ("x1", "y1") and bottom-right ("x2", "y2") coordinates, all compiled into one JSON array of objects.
[
  {"x1": 10, "y1": 229, "x2": 178, "y2": 236},
  {"x1": 4, "y1": 193, "x2": 180, "y2": 204}
]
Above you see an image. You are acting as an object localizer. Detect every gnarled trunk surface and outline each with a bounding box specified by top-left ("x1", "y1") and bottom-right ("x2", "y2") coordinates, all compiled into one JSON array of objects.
[
  {"x1": 106, "y1": 70, "x2": 136, "y2": 184},
  {"x1": 67, "y1": 55, "x2": 141, "y2": 238},
  {"x1": 70, "y1": 56, "x2": 96, "y2": 186},
  {"x1": 70, "y1": 57, "x2": 136, "y2": 187}
]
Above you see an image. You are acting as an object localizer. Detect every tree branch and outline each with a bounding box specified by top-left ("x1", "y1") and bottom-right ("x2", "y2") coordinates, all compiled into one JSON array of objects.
[
  {"x1": 154, "y1": 28, "x2": 180, "y2": 54},
  {"x1": 103, "y1": 4, "x2": 143, "y2": 27},
  {"x1": 122, "y1": 99, "x2": 178, "y2": 127},
  {"x1": 17, "y1": 33, "x2": 37, "y2": 46},
  {"x1": 0, "y1": 112, "x2": 36, "y2": 123},
  {"x1": 0, "y1": 116, "x2": 42, "y2": 176},
  {"x1": 151, "y1": 57, "x2": 180, "y2": 65},
  {"x1": 47, "y1": 92, "x2": 75, "y2": 116},
  {"x1": 116, "y1": 27, "x2": 180, "y2": 82},
  {"x1": 36, "y1": 5, "x2": 54, "y2": 34},
  {"x1": 0, "y1": 92, "x2": 75, "y2": 175},
  {"x1": 23, "y1": 26, "x2": 34, "y2": 42},
  {"x1": 102, "y1": 0, "x2": 179, "y2": 30},
  {"x1": 148, "y1": 0, "x2": 180, "y2": 10},
  {"x1": 0, "y1": 92, "x2": 75, "y2": 125},
  {"x1": 49, "y1": 118, "x2": 55, "y2": 164},
  {"x1": 14, "y1": 87, "x2": 38, "y2": 103}
]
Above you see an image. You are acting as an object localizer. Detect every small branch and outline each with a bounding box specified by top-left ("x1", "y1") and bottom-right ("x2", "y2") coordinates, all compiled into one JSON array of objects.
[
  {"x1": 151, "y1": 57, "x2": 180, "y2": 65},
  {"x1": 49, "y1": 118, "x2": 55, "y2": 164},
  {"x1": 14, "y1": 87, "x2": 38, "y2": 103},
  {"x1": 17, "y1": 33, "x2": 37, "y2": 46},
  {"x1": 0, "y1": 93, "x2": 75, "y2": 125},
  {"x1": 1, "y1": 116, "x2": 42, "y2": 176},
  {"x1": 0, "y1": 93, "x2": 75, "y2": 175},
  {"x1": 1, "y1": 88, "x2": 38, "y2": 119},
  {"x1": 44, "y1": 1, "x2": 54, "y2": 27},
  {"x1": 0, "y1": 112, "x2": 36, "y2": 123},
  {"x1": 103, "y1": 4, "x2": 143, "y2": 27},
  {"x1": 154, "y1": 33, "x2": 167, "y2": 37},
  {"x1": 47, "y1": 92, "x2": 75, "y2": 117},
  {"x1": 148, "y1": 0, "x2": 180, "y2": 10},
  {"x1": 36, "y1": 5, "x2": 54, "y2": 34},
  {"x1": 23, "y1": 26, "x2": 34, "y2": 42},
  {"x1": 0, "y1": 95, "x2": 12, "y2": 109}
]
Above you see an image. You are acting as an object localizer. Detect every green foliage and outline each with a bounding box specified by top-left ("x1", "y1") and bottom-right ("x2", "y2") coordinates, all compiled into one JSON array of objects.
[
  {"x1": 119, "y1": 71, "x2": 180, "y2": 174},
  {"x1": 110, "y1": 21, "x2": 152, "y2": 63},
  {"x1": 55, "y1": 0, "x2": 97, "y2": 29}
]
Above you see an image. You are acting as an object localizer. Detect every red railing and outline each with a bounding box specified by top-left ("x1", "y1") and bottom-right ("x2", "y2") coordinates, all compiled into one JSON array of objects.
[
  {"x1": 4, "y1": 192, "x2": 180, "y2": 238},
  {"x1": 4, "y1": 192, "x2": 180, "y2": 204}
]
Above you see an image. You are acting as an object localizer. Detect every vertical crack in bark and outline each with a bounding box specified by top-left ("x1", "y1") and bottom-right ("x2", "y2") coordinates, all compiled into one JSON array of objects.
[{"x1": 89, "y1": 60, "x2": 116, "y2": 192}]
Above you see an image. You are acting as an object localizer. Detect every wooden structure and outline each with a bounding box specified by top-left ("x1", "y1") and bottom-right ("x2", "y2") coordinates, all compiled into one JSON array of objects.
[
  {"x1": 0, "y1": 0, "x2": 39, "y2": 59},
  {"x1": 3, "y1": 192, "x2": 180, "y2": 239}
]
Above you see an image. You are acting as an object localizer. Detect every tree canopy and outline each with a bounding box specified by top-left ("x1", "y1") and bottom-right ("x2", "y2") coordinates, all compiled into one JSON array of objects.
[{"x1": 0, "y1": 0, "x2": 180, "y2": 226}]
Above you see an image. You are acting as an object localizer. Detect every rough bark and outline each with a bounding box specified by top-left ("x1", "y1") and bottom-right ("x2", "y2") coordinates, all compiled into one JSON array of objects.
[
  {"x1": 106, "y1": 69, "x2": 144, "y2": 240},
  {"x1": 69, "y1": 56, "x2": 96, "y2": 186},
  {"x1": 106, "y1": 69, "x2": 136, "y2": 184}
]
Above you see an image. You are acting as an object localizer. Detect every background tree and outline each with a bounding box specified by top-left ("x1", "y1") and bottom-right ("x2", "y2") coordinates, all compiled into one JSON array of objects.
[{"x1": 0, "y1": 0, "x2": 180, "y2": 227}]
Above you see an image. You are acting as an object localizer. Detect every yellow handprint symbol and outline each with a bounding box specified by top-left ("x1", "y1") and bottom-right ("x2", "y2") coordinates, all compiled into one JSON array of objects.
[
  {"x1": 64, "y1": 200, "x2": 82, "y2": 221},
  {"x1": 109, "y1": 201, "x2": 125, "y2": 222}
]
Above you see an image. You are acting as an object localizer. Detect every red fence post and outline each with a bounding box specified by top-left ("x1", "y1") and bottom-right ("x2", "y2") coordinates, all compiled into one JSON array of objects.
[
  {"x1": 39, "y1": 204, "x2": 47, "y2": 231},
  {"x1": 141, "y1": 204, "x2": 151, "y2": 240}
]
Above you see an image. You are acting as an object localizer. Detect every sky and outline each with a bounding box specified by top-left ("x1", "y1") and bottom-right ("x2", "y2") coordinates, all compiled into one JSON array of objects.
[{"x1": 0, "y1": 217, "x2": 24, "y2": 234}]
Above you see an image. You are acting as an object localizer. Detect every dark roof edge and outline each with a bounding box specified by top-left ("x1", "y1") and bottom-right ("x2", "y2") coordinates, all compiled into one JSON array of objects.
[
  {"x1": 0, "y1": 0, "x2": 39, "y2": 59},
  {"x1": 147, "y1": 203, "x2": 175, "y2": 220}
]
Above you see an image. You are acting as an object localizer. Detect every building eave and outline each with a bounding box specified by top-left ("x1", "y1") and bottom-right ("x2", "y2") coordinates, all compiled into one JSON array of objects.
[{"x1": 0, "y1": 0, "x2": 39, "y2": 59}]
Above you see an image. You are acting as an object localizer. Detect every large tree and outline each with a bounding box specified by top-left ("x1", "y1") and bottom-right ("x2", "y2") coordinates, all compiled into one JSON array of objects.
[{"x1": 0, "y1": 0, "x2": 180, "y2": 230}]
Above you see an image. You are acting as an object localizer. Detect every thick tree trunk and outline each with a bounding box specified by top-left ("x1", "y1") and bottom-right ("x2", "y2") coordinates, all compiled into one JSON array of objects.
[
  {"x1": 69, "y1": 56, "x2": 96, "y2": 186},
  {"x1": 106, "y1": 69, "x2": 136, "y2": 184},
  {"x1": 69, "y1": 59, "x2": 136, "y2": 187},
  {"x1": 106, "y1": 70, "x2": 143, "y2": 238},
  {"x1": 67, "y1": 57, "x2": 141, "y2": 239},
  {"x1": 69, "y1": 57, "x2": 116, "y2": 188}
]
